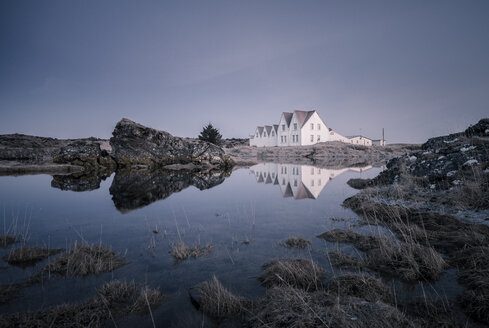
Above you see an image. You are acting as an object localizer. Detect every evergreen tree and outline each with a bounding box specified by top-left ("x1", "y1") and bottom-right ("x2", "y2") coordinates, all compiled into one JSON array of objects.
[{"x1": 198, "y1": 123, "x2": 223, "y2": 145}]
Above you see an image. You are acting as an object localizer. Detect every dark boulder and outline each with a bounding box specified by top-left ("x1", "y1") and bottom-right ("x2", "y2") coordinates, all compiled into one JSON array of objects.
[
  {"x1": 110, "y1": 118, "x2": 233, "y2": 169},
  {"x1": 53, "y1": 139, "x2": 116, "y2": 173}
]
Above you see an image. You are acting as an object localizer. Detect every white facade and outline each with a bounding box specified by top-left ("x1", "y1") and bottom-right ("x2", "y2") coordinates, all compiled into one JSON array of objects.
[
  {"x1": 250, "y1": 110, "x2": 374, "y2": 147},
  {"x1": 250, "y1": 163, "x2": 373, "y2": 200}
]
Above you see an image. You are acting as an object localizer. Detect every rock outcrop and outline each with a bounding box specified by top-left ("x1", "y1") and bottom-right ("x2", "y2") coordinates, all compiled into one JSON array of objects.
[
  {"x1": 110, "y1": 118, "x2": 233, "y2": 170},
  {"x1": 360, "y1": 118, "x2": 489, "y2": 190},
  {"x1": 53, "y1": 139, "x2": 115, "y2": 174}
]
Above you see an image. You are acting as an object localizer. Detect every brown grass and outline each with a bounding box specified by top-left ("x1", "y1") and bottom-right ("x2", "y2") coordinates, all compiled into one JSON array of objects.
[
  {"x1": 248, "y1": 286, "x2": 416, "y2": 328},
  {"x1": 258, "y1": 259, "x2": 325, "y2": 291},
  {"x1": 0, "y1": 280, "x2": 164, "y2": 327},
  {"x1": 325, "y1": 273, "x2": 395, "y2": 305},
  {"x1": 3, "y1": 246, "x2": 64, "y2": 267},
  {"x1": 319, "y1": 229, "x2": 446, "y2": 281},
  {"x1": 327, "y1": 250, "x2": 364, "y2": 269},
  {"x1": 318, "y1": 229, "x2": 390, "y2": 252},
  {"x1": 39, "y1": 241, "x2": 127, "y2": 277},
  {"x1": 459, "y1": 288, "x2": 489, "y2": 325},
  {"x1": 280, "y1": 237, "x2": 311, "y2": 249},
  {"x1": 0, "y1": 235, "x2": 16, "y2": 247},
  {"x1": 194, "y1": 275, "x2": 248, "y2": 320},
  {"x1": 408, "y1": 298, "x2": 463, "y2": 328},
  {"x1": 170, "y1": 241, "x2": 212, "y2": 261}
]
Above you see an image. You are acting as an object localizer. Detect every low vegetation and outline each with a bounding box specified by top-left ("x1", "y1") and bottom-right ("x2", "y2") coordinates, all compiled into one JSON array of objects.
[
  {"x1": 279, "y1": 236, "x2": 311, "y2": 249},
  {"x1": 3, "y1": 246, "x2": 64, "y2": 267},
  {"x1": 38, "y1": 241, "x2": 127, "y2": 277},
  {"x1": 327, "y1": 250, "x2": 364, "y2": 269},
  {"x1": 258, "y1": 259, "x2": 325, "y2": 291},
  {"x1": 170, "y1": 241, "x2": 212, "y2": 261},
  {"x1": 194, "y1": 275, "x2": 248, "y2": 320},
  {"x1": 0, "y1": 280, "x2": 163, "y2": 327},
  {"x1": 0, "y1": 235, "x2": 16, "y2": 247}
]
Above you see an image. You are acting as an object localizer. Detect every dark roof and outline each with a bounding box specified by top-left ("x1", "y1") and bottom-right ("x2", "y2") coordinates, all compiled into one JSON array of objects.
[
  {"x1": 265, "y1": 174, "x2": 273, "y2": 184},
  {"x1": 295, "y1": 183, "x2": 316, "y2": 200},
  {"x1": 283, "y1": 183, "x2": 294, "y2": 198},
  {"x1": 273, "y1": 124, "x2": 279, "y2": 132},
  {"x1": 257, "y1": 126, "x2": 264, "y2": 135},
  {"x1": 346, "y1": 135, "x2": 371, "y2": 140},
  {"x1": 294, "y1": 110, "x2": 316, "y2": 128},
  {"x1": 265, "y1": 125, "x2": 273, "y2": 135},
  {"x1": 282, "y1": 112, "x2": 293, "y2": 127},
  {"x1": 257, "y1": 173, "x2": 264, "y2": 183}
]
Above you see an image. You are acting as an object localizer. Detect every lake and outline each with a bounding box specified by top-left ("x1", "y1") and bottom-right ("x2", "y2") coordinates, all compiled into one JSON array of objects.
[{"x1": 0, "y1": 163, "x2": 463, "y2": 327}]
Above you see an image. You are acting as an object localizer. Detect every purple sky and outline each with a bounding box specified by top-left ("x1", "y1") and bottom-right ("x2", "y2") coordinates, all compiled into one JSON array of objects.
[{"x1": 1, "y1": 0, "x2": 488, "y2": 143}]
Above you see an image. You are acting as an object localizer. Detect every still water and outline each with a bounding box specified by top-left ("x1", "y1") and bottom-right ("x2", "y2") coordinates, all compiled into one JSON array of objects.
[{"x1": 0, "y1": 163, "x2": 462, "y2": 326}]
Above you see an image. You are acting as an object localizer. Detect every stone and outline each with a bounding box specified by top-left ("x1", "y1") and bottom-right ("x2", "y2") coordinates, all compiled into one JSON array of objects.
[{"x1": 110, "y1": 118, "x2": 233, "y2": 170}]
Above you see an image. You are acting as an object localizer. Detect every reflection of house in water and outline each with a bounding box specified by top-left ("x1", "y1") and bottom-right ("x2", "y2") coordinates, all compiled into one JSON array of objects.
[{"x1": 250, "y1": 163, "x2": 372, "y2": 200}]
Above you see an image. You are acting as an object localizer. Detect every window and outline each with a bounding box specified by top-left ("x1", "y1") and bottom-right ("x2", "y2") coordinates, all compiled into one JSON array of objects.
[
  {"x1": 256, "y1": 133, "x2": 258, "y2": 137},
  {"x1": 311, "y1": 180, "x2": 314, "y2": 186},
  {"x1": 311, "y1": 167, "x2": 314, "y2": 175},
  {"x1": 284, "y1": 167, "x2": 287, "y2": 174},
  {"x1": 294, "y1": 123, "x2": 297, "y2": 130},
  {"x1": 284, "y1": 136, "x2": 287, "y2": 143},
  {"x1": 282, "y1": 124, "x2": 285, "y2": 131},
  {"x1": 318, "y1": 179, "x2": 321, "y2": 186},
  {"x1": 310, "y1": 135, "x2": 314, "y2": 142},
  {"x1": 294, "y1": 180, "x2": 297, "y2": 187},
  {"x1": 317, "y1": 169, "x2": 321, "y2": 174},
  {"x1": 310, "y1": 123, "x2": 314, "y2": 130},
  {"x1": 282, "y1": 179, "x2": 285, "y2": 185},
  {"x1": 281, "y1": 136, "x2": 284, "y2": 143},
  {"x1": 317, "y1": 135, "x2": 320, "y2": 141},
  {"x1": 271, "y1": 131, "x2": 274, "y2": 136},
  {"x1": 272, "y1": 173, "x2": 275, "y2": 178},
  {"x1": 318, "y1": 124, "x2": 321, "y2": 130}
]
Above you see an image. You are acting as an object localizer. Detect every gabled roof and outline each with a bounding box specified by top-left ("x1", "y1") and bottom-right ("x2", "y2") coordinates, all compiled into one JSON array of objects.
[
  {"x1": 265, "y1": 125, "x2": 273, "y2": 135},
  {"x1": 294, "y1": 110, "x2": 316, "y2": 128},
  {"x1": 283, "y1": 183, "x2": 294, "y2": 198},
  {"x1": 295, "y1": 183, "x2": 316, "y2": 200},
  {"x1": 257, "y1": 173, "x2": 264, "y2": 183},
  {"x1": 281, "y1": 112, "x2": 293, "y2": 127},
  {"x1": 265, "y1": 174, "x2": 273, "y2": 184},
  {"x1": 257, "y1": 126, "x2": 264, "y2": 135},
  {"x1": 273, "y1": 124, "x2": 279, "y2": 132}
]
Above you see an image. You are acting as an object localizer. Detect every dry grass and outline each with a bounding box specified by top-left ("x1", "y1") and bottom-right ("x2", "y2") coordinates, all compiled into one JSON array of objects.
[
  {"x1": 131, "y1": 285, "x2": 165, "y2": 314},
  {"x1": 318, "y1": 229, "x2": 388, "y2": 252},
  {"x1": 0, "y1": 235, "x2": 16, "y2": 247},
  {"x1": 248, "y1": 286, "x2": 416, "y2": 328},
  {"x1": 408, "y1": 298, "x2": 463, "y2": 328},
  {"x1": 459, "y1": 288, "x2": 489, "y2": 325},
  {"x1": 258, "y1": 259, "x2": 325, "y2": 291},
  {"x1": 39, "y1": 241, "x2": 127, "y2": 277},
  {"x1": 194, "y1": 275, "x2": 248, "y2": 320},
  {"x1": 3, "y1": 246, "x2": 64, "y2": 267},
  {"x1": 170, "y1": 241, "x2": 212, "y2": 261},
  {"x1": 319, "y1": 229, "x2": 446, "y2": 281},
  {"x1": 366, "y1": 240, "x2": 447, "y2": 282},
  {"x1": 0, "y1": 284, "x2": 22, "y2": 304},
  {"x1": 325, "y1": 273, "x2": 395, "y2": 305},
  {"x1": 327, "y1": 250, "x2": 364, "y2": 269},
  {"x1": 347, "y1": 178, "x2": 371, "y2": 189},
  {"x1": 0, "y1": 280, "x2": 164, "y2": 327},
  {"x1": 280, "y1": 237, "x2": 311, "y2": 249}
]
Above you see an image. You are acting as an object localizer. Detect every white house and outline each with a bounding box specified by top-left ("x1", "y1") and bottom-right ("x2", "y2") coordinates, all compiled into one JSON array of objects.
[
  {"x1": 250, "y1": 163, "x2": 373, "y2": 200},
  {"x1": 249, "y1": 110, "x2": 376, "y2": 147}
]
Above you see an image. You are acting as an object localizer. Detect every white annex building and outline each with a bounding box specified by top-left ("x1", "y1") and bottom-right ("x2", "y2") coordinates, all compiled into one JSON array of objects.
[
  {"x1": 250, "y1": 163, "x2": 373, "y2": 200},
  {"x1": 249, "y1": 110, "x2": 380, "y2": 147}
]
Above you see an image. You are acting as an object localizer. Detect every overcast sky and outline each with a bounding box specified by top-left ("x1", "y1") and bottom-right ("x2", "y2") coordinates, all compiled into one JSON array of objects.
[{"x1": 1, "y1": 0, "x2": 488, "y2": 143}]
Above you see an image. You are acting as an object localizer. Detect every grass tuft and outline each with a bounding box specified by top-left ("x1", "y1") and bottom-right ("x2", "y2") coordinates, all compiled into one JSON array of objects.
[
  {"x1": 3, "y1": 246, "x2": 64, "y2": 267},
  {"x1": 170, "y1": 241, "x2": 212, "y2": 261},
  {"x1": 280, "y1": 237, "x2": 311, "y2": 249},
  {"x1": 258, "y1": 259, "x2": 324, "y2": 291},
  {"x1": 325, "y1": 273, "x2": 395, "y2": 304}
]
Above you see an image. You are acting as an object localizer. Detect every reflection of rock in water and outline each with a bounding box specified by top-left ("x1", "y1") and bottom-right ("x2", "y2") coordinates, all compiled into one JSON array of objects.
[
  {"x1": 51, "y1": 172, "x2": 110, "y2": 192},
  {"x1": 110, "y1": 170, "x2": 230, "y2": 213}
]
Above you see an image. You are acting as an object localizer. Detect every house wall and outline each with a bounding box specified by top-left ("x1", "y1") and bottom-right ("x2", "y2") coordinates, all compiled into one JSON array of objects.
[
  {"x1": 349, "y1": 136, "x2": 373, "y2": 146},
  {"x1": 277, "y1": 115, "x2": 291, "y2": 147},
  {"x1": 299, "y1": 112, "x2": 330, "y2": 146}
]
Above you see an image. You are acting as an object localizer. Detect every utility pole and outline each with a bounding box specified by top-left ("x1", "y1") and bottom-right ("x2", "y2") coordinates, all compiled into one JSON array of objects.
[{"x1": 382, "y1": 128, "x2": 385, "y2": 146}]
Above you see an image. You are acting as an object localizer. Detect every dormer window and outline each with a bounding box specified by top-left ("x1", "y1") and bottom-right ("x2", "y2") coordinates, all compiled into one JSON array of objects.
[
  {"x1": 294, "y1": 123, "x2": 297, "y2": 130},
  {"x1": 282, "y1": 124, "x2": 285, "y2": 131},
  {"x1": 317, "y1": 124, "x2": 321, "y2": 130}
]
